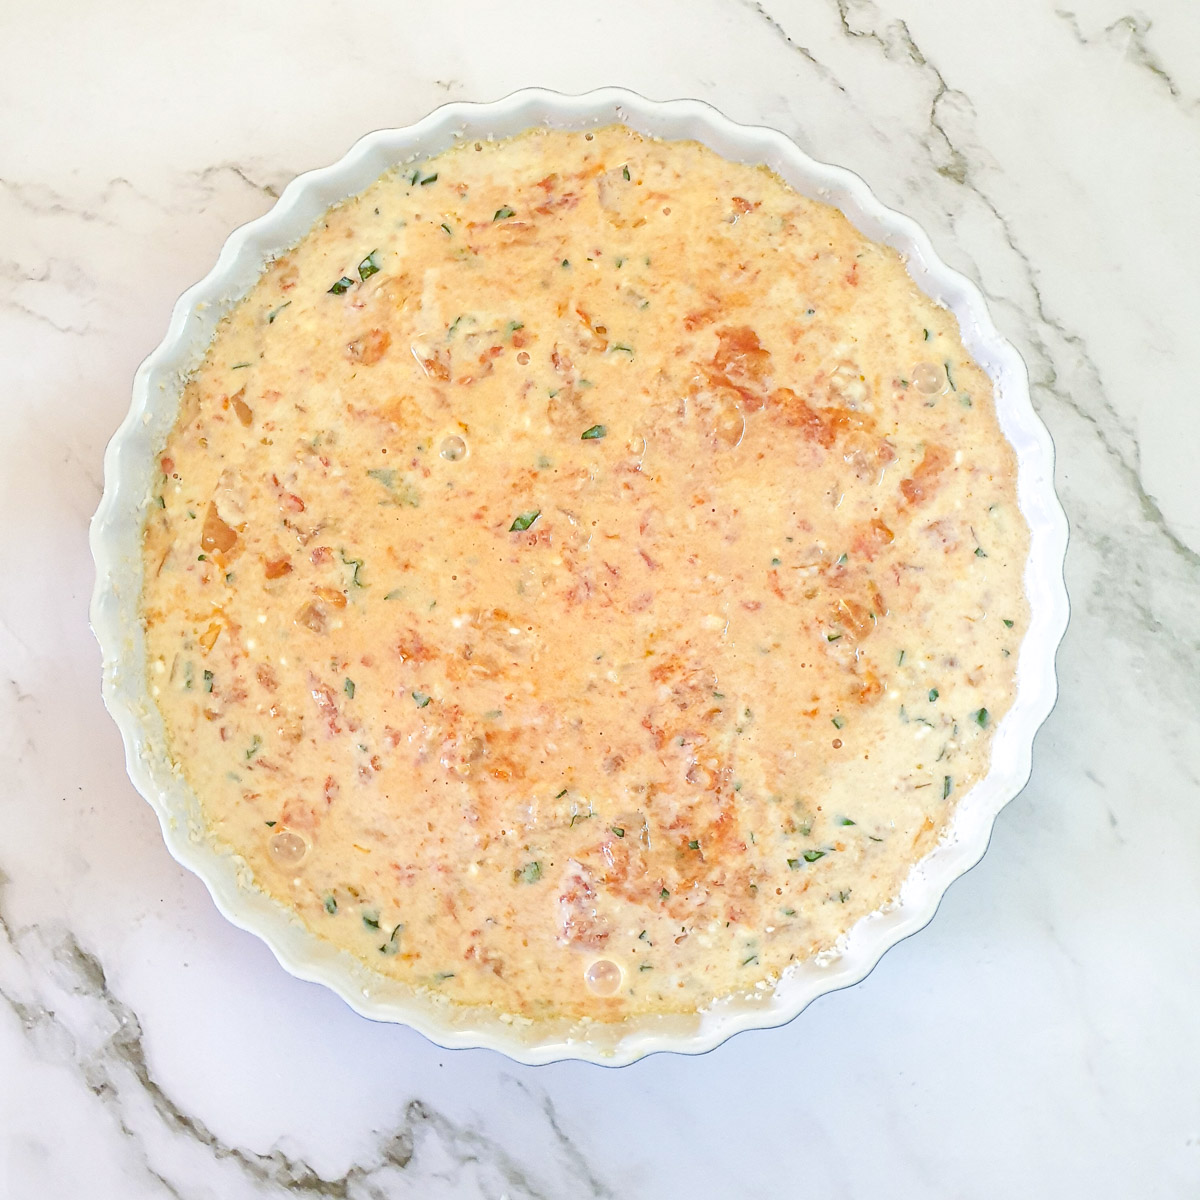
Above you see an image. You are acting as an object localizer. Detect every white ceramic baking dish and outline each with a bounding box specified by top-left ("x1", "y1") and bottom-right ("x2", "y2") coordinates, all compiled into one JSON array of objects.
[{"x1": 89, "y1": 87, "x2": 1069, "y2": 1065}]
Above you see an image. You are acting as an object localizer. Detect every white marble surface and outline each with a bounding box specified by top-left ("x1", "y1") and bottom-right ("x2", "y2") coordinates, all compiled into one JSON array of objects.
[{"x1": 3, "y1": 1, "x2": 1199, "y2": 1195}]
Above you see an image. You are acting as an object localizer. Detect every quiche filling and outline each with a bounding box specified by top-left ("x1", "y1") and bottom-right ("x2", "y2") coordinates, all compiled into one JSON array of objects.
[{"x1": 142, "y1": 126, "x2": 1028, "y2": 1020}]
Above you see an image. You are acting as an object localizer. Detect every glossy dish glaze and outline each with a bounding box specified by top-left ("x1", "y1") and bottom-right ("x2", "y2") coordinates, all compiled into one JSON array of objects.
[{"x1": 141, "y1": 126, "x2": 1027, "y2": 1021}]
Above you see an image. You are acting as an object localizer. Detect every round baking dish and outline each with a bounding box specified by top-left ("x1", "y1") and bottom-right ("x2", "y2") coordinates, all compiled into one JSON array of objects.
[{"x1": 90, "y1": 87, "x2": 1069, "y2": 1065}]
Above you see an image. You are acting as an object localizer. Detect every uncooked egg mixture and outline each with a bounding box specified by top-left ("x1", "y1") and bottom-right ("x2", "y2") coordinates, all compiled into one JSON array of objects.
[{"x1": 142, "y1": 126, "x2": 1028, "y2": 1020}]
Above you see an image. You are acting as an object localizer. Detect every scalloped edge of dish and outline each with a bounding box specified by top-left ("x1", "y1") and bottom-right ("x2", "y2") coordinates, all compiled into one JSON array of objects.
[{"x1": 90, "y1": 86, "x2": 1069, "y2": 1066}]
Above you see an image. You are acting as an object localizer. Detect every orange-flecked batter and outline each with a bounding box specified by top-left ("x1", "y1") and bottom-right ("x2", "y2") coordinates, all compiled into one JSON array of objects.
[{"x1": 142, "y1": 127, "x2": 1028, "y2": 1020}]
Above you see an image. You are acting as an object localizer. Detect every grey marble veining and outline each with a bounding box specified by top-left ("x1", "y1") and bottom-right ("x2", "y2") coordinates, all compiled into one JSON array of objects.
[
  {"x1": 2, "y1": 1, "x2": 1198, "y2": 1196},
  {"x1": 1, "y1": 887, "x2": 616, "y2": 1198}
]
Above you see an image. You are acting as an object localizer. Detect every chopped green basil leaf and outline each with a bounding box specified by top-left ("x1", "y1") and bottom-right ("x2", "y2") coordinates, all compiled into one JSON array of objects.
[
  {"x1": 493, "y1": 206, "x2": 515, "y2": 221},
  {"x1": 367, "y1": 467, "x2": 397, "y2": 489},
  {"x1": 344, "y1": 678, "x2": 355, "y2": 699},
  {"x1": 328, "y1": 276, "x2": 355, "y2": 295},
  {"x1": 340, "y1": 551, "x2": 365, "y2": 586},
  {"x1": 509, "y1": 509, "x2": 540, "y2": 532},
  {"x1": 358, "y1": 251, "x2": 381, "y2": 281},
  {"x1": 412, "y1": 691, "x2": 431, "y2": 708},
  {"x1": 581, "y1": 424, "x2": 607, "y2": 440}
]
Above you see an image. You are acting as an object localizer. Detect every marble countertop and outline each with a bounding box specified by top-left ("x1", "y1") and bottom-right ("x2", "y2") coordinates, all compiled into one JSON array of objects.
[{"x1": 3, "y1": 1, "x2": 1198, "y2": 1196}]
